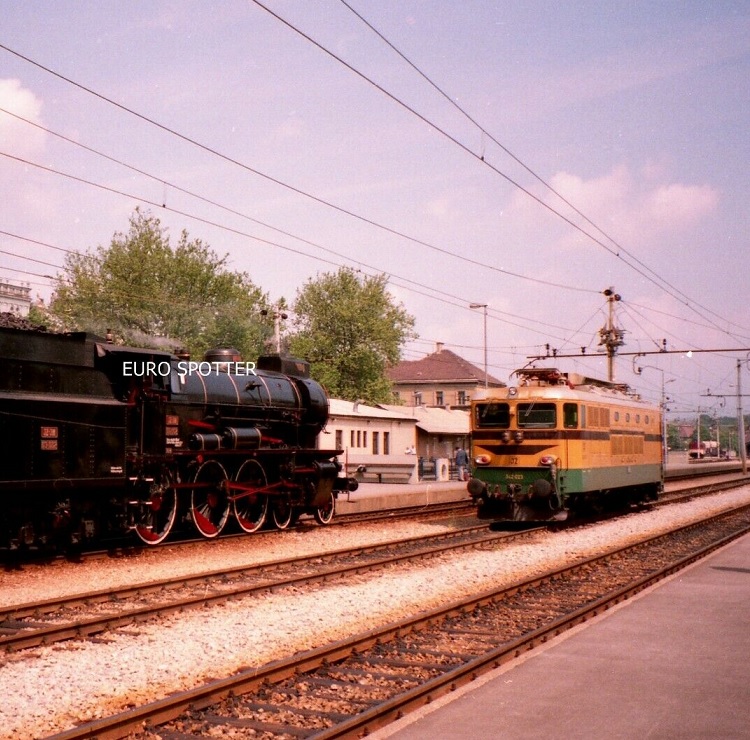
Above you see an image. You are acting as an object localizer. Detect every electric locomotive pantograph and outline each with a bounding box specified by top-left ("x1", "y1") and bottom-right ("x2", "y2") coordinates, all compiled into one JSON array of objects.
[{"x1": 467, "y1": 367, "x2": 663, "y2": 521}]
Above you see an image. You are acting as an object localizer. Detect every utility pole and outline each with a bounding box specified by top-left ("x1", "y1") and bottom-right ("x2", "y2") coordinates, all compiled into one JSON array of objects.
[
  {"x1": 598, "y1": 288, "x2": 625, "y2": 382},
  {"x1": 470, "y1": 303, "x2": 488, "y2": 388},
  {"x1": 738, "y1": 359, "x2": 747, "y2": 474}
]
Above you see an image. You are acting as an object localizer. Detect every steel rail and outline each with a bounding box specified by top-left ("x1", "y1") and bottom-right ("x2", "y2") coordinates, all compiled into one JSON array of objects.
[
  {"x1": 1, "y1": 523, "x2": 534, "y2": 653},
  {"x1": 4, "y1": 472, "x2": 746, "y2": 653},
  {"x1": 46, "y1": 503, "x2": 750, "y2": 740}
]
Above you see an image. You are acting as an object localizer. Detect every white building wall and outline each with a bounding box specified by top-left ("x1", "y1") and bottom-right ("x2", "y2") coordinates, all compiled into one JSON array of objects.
[
  {"x1": 319, "y1": 401, "x2": 419, "y2": 483},
  {"x1": 0, "y1": 281, "x2": 31, "y2": 316}
]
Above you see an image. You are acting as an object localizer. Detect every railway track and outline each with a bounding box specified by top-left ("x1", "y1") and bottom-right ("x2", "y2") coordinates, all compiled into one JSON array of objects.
[
  {"x1": 3, "y1": 473, "x2": 745, "y2": 656},
  {"x1": 46, "y1": 502, "x2": 750, "y2": 740},
  {"x1": 0, "y1": 521, "x2": 537, "y2": 654}
]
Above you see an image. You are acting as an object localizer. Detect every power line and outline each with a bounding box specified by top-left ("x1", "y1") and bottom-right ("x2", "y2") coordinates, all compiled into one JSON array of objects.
[
  {"x1": 1, "y1": 37, "x2": 743, "y2": 386},
  {"x1": 5, "y1": 38, "x2": 732, "y2": 358},
  {"x1": 0, "y1": 43, "x2": 596, "y2": 297},
  {"x1": 0, "y1": 132, "x2": 592, "y2": 343},
  {"x1": 336, "y1": 0, "x2": 743, "y2": 337},
  {"x1": 257, "y1": 2, "x2": 746, "y2": 341}
]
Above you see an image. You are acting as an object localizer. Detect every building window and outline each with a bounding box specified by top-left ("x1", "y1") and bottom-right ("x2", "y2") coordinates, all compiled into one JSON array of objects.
[
  {"x1": 372, "y1": 431, "x2": 380, "y2": 455},
  {"x1": 335, "y1": 430, "x2": 343, "y2": 449},
  {"x1": 414, "y1": 392, "x2": 422, "y2": 405},
  {"x1": 435, "y1": 391, "x2": 444, "y2": 406},
  {"x1": 384, "y1": 431, "x2": 390, "y2": 454},
  {"x1": 350, "y1": 430, "x2": 355, "y2": 446},
  {"x1": 457, "y1": 391, "x2": 468, "y2": 405},
  {"x1": 363, "y1": 431, "x2": 367, "y2": 447}
]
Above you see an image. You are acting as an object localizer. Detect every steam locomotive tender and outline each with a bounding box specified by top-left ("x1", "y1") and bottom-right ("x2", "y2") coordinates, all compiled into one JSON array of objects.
[
  {"x1": 0, "y1": 325, "x2": 354, "y2": 549},
  {"x1": 467, "y1": 367, "x2": 663, "y2": 521}
]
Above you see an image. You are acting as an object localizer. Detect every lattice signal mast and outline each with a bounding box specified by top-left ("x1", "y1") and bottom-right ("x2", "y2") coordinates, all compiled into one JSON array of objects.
[{"x1": 598, "y1": 288, "x2": 625, "y2": 382}]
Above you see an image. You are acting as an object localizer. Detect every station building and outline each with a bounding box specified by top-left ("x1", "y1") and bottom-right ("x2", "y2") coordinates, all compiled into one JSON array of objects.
[{"x1": 0, "y1": 280, "x2": 31, "y2": 317}]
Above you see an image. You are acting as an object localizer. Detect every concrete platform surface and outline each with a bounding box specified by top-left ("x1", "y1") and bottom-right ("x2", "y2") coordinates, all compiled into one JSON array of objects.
[
  {"x1": 374, "y1": 532, "x2": 750, "y2": 739},
  {"x1": 336, "y1": 480, "x2": 469, "y2": 515}
]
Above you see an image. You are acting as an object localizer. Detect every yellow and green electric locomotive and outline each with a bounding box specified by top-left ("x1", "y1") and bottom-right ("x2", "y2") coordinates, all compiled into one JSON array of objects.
[{"x1": 467, "y1": 367, "x2": 663, "y2": 521}]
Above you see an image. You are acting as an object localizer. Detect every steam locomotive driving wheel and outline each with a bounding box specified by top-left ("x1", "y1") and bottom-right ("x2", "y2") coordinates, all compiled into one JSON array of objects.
[
  {"x1": 232, "y1": 459, "x2": 269, "y2": 533},
  {"x1": 271, "y1": 496, "x2": 294, "y2": 530},
  {"x1": 190, "y1": 460, "x2": 230, "y2": 538},
  {"x1": 133, "y1": 466, "x2": 179, "y2": 545},
  {"x1": 314, "y1": 489, "x2": 335, "y2": 525}
]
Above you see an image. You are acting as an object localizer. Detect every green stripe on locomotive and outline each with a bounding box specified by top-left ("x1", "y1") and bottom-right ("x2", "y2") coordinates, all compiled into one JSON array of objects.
[
  {"x1": 558, "y1": 463, "x2": 663, "y2": 496},
  {"x1": 474, "y1": 462, "x2": 662, "y2": 499}
]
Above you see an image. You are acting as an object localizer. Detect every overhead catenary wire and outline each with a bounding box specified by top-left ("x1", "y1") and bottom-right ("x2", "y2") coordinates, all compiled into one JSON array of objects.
[
  {"x1": 0, "y1": 33, "x2": 741, "y2": 399},
  {"x1": 0, "y1": 150, "x2": 587, "y2": 346},
  {"x1": 1, "y1": 38, "x2": 742, "y2": 370},
  {"x1": 335, "y1": 0, "x2": 745, "y2": 341},
  {"x1": 0, "y1": 42, "x2": 601, "y2": 298},
  {"x1": 247, "y1": 3, "x2": 747, "y2": 342}
]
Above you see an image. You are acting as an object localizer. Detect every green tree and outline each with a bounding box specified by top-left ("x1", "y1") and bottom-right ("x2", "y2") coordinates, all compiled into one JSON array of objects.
[
  {"x1": 49, "y1": 209, "x2": 272, "y2": 359},
  {"x1": 288, "y1": 267, "x2": 416, "y2": 403}
]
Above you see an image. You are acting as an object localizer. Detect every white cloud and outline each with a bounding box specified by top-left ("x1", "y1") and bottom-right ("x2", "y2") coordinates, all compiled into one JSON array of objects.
[
  {"x1": 0, "y1": 79, "x2": 46, "y2": 156},
  {"x1": 645, "y1": 183, "x2": 719, "y2": 229},
  {"x1": 535, "y1": 164, "x2": 720, "y2": 244}
]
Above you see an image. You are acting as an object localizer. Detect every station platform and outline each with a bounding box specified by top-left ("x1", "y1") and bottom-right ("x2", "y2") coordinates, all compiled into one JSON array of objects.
[
  {"x1": 374, "y1": 531, "x2": 750, "y2": 739},
  {"x1": 335, "y1": 480, "x2": 470, "y2": 516}
]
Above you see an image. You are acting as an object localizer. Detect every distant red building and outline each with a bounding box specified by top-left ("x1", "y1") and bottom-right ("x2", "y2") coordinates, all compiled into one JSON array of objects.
[{"x1": 387, "y1": 342, "x2": 505, "y2": 409}]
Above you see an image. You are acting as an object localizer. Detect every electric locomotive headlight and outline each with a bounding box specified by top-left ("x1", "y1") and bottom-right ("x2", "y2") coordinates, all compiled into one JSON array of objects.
[
  {"x1": 475, "y1": 454, "x2": 491, "y2": 465},
  {"x1": 539, "y1": 455, "x2": 555, "y2": 466},
  {"x1": 501, "y1": 431, "x2": 511, "y2": 443},
  {"x1": 513, "y1": 431, "x2": 524, "y2": 443}
]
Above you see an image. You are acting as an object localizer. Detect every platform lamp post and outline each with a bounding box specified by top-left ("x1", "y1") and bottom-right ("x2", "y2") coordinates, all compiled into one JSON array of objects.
[
  {"x1": 634, "y1": 359, "x2": 674, "y2": 463},
  {"x1": 738, "y1": 357, "x2": 747, "y2": 475},
  {"x1": 470, "y1": 303, "x2": 488, "y2": 388}
]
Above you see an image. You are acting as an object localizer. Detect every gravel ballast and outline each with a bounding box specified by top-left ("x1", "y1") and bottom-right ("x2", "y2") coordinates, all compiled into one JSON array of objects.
[{"x1": 2, "y1": 487, "x2": 750, "y2": 739}]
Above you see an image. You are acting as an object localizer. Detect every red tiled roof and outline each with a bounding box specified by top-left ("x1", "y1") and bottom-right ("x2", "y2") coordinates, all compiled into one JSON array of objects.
[{"x1": 387, "y1": 348, "x2": 505, "y2": 386}]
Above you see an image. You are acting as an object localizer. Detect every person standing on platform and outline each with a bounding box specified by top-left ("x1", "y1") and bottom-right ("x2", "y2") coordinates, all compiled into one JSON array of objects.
[{"x1": 454, "y1": 447, "x2": 469, "y2": 481}]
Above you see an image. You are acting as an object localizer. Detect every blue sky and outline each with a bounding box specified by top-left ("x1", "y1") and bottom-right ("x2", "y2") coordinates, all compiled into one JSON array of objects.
[{"x1": 1, "y1": 1, "x2": 749, "y2": 421}]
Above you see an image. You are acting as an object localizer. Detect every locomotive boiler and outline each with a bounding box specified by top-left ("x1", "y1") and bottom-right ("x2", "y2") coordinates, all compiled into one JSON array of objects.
[{"x1": 0, "y1": 324, "x2": 354, "y2": 549}]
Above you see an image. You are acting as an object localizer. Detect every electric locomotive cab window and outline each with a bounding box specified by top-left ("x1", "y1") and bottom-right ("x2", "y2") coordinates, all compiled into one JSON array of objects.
[
  {"x1": 517, "y1": 403, "x2": 556, "y2": 428},
  {"x1": 563, "y1": 403, "x2": 578, "y2": 429},
  {"x1": 475, "y1": 402, "x2": 510, "y2": 428}
]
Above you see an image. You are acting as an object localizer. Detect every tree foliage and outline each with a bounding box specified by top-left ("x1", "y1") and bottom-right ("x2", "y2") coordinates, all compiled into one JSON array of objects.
[
  {"x1": 49, "y1": 209, "x2": 272, "y2": 359},
  {"x1": 288, "y1": 267, "x2": 416, "y2": 404}
]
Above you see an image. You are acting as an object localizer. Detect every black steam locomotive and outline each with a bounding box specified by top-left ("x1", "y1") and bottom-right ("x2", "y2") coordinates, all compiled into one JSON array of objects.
[{"x1": 0, "y1": 324, "x2": 354, "y2": 549}]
